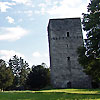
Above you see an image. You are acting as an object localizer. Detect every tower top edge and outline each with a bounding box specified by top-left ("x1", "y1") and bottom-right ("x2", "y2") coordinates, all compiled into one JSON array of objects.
[
  {"x1": 47, "y1": 17, "x2": 81, "y2": 28},
  {"x1": 49, "y1": 17, "x2": 81, "y2": 21}
]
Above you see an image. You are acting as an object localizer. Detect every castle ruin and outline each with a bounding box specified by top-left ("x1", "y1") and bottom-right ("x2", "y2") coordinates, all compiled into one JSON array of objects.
[{"x1": 48, "y1": 18, "x2": 91, "y2": 88}]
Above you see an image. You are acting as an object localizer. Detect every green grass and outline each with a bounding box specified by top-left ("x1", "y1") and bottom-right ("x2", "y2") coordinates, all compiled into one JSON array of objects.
[{"x1": 0, "y1": 89, "x2": 100, "y2": 100}]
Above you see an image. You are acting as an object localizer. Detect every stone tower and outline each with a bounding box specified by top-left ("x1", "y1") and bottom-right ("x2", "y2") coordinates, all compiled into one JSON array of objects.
[{"x1": 48, "y1": 18, "x2": 91, "y2": 88}]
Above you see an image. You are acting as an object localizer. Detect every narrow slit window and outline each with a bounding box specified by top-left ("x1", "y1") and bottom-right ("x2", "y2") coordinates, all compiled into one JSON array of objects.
[{"x1": 67, "y1": 32, "x2": 69, "y2": 37}]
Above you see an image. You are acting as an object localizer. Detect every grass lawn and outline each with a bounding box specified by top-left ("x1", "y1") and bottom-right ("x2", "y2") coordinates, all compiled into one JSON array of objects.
[{"x1": 0, "y1": 89, "x2": 100, "y2": 100}]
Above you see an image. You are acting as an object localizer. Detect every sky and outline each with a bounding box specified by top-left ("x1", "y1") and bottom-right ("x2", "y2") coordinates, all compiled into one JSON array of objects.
[{"x1": 0, "y1": 0, "x2": 90, "y2": 67}]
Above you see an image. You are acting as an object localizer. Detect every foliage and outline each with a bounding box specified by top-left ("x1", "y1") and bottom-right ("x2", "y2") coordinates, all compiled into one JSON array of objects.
[
  {"x1": 26, "y1": 64, "x2": 50, "y2": 90},
  {"x1": 78, "y1": 46, "x2": 100, "y2": 87},
  {"x1": 77, "y1": 0, "x2": 100, "y2": 85},
  {"x1": 8, "y1": 55, "x2": 30, "y2": 89},
  {"x1": 82, "y1": 0, "x2": 100, "y2": 58},
  {"x1": 0, "y1": 89, "x2": 100, "y2": 100},
  {"x1": 0, "y1": 59, "x2": 14, "y2": 90}
]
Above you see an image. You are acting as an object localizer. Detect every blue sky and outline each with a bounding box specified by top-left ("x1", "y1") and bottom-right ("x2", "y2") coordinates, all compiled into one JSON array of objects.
[{"x1": 0, "y1": 0, "x2": 90, "y2": 67}]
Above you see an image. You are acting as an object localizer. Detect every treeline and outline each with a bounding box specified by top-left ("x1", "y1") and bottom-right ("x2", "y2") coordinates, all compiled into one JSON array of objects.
[{"x1": 0, "y1": 55, "x2": 50, "y2": 91}]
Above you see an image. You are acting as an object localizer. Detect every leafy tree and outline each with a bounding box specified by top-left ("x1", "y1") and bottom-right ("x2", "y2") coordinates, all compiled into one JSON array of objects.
[
  {"x1": 82, "y1": 0, "x2": 100, "y2": 58},
  {"x1": 19, "y1": 60, "x2": 30, "y2": 88},
  {"x1": 9, "y1": 55, "x2": 30, "y2": 89},
  {"x1": 26, "y1": 64, "x2": 50, "y2": 90},
  {"x1": 0, "y1": 59, "x2": 14, "y2": 91},
  {"x1": 78, "y1": 0, "x2": 100, "y2": 87}
]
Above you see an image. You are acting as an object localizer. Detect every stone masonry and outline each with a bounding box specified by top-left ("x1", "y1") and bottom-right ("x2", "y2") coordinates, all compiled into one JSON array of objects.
[{"x1": 48, "y1": 18, "x2": 91, "y2": 88}]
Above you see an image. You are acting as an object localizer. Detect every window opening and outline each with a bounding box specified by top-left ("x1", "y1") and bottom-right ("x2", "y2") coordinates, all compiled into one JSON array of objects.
[
  {"x1": 67, "y1": 57, "x2": 70, "y2": 61},
  {"x1": 53, "y1": 37, "x2": 55, "y2": 40},
  {"x1": 67, "y1": 32, "x2": 69, "y2": 37},
  {"x1": 65, "y1": 32, "x2": 70, "y2": 37}
]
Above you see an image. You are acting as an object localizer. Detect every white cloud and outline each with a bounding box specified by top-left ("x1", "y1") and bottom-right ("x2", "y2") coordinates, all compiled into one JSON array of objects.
[
  {"x1": 17, "y1": 10, "x2": 33, "y2": 16},
  {"x1": 12, "y1": 0, "x2": 32, "y2": 5},
  {"x1": 47, "y1": 0, "x2": 85, "y2": 17},
  {"x1": 32, "y1": 52, "x2": 41, "y2": 57},
  {"x1": 38, "y1": 3, "x2": 47, "y2": 8},
  {"x1": 0, "y1": 26, "x2": 29, "y2": 41},
  {"x1": 6, "y1": 16, "x2": 15, "y2": 24},
  {"x1": 0, "y1": 50, "x2": 25, "y2": 62},
  {"x1": 0, "y1": 0, "x2": 34, "y2": 12},
  {"x1": 32, "y1": 51, "x2": 49, "y2": 66},
  {"x1": 37, "y1": 0, "x2": 90, "y2": 18},
  {"x1": 0, "y1": 2, "x2": 16, "y2": 12}
]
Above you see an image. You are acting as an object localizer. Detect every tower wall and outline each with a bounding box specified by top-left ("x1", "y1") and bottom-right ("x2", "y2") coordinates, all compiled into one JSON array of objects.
[{"x1": 48, "y1": 18, "x2": 91, "y2": 88}]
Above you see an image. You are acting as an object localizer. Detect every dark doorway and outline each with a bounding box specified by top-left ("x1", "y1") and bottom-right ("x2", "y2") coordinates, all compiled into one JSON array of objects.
[{"x1": 67, "y1": 81, "x2": 71, "y2": 88}]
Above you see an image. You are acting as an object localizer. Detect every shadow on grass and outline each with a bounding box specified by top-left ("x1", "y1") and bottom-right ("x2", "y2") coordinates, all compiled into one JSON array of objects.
[
  {"x1": 37, "y1": 92, "x2": 100, "y2": 100},
  {"x1": 1, "y1": 91, "x2": 100, "y2": 100},
  {"x1": 32, "y1": 92, "x2": 100, "y2": 100}
]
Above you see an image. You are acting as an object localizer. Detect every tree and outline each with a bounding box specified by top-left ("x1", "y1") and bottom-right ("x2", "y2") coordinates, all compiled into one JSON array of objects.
[
  {"x1": 26, "y1": 64, "x2": 50, "y2": 90},
  {"x1": 0, "y1": 59, "x2": 14, "y2": 91},
  {"x1": 9, "y1": 55, "x2": 30, "y2": 89},
  {"x1": 82, "y1": 0, "x2": 100, "y2": 58},
  {"x1": 19, "y1": 60, "x2": 30, "y2": 88},
  {"x1": 78, "y1": 0, "x2": 100, "y2": 87}
]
